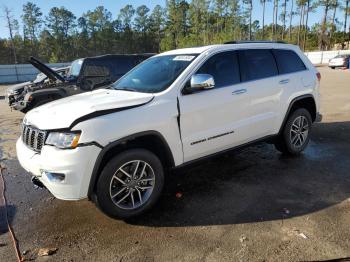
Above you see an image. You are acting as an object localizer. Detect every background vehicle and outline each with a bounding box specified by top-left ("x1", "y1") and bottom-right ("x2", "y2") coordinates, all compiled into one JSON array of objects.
[
  {"x1": 16, "y1": 42, "x2": 320, "y2": 219},
  {"x1": 328, "y1": 54, "x2": 350, "y2": 69},
  {"x1": 6, "y1": 54, "x2": 154, "y2": 112},
  {"x1": 6, "y1": 66, "x2": 69, "y2": 108}
]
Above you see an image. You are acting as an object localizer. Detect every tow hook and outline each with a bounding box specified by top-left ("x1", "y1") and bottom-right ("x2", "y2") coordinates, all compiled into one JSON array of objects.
[{"x1": 31, "y1": 176, "x2": 45, "y2": 189}]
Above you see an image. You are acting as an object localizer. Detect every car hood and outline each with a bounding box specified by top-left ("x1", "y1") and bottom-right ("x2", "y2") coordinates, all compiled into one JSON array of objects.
[
  {"x1": 29, "y1": 56, "x2": 65, "y2": 82},
  {"x1": 24, "y1": 89, "x2": 154, "y2": 130}
]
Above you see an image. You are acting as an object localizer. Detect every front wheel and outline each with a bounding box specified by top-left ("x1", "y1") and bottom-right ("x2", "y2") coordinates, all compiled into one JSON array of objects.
[
  {"x1": 274, "y1": 108, "x2": 312, "y2": 155},
  {"x1": 96, "y1": 149, "x2": 164, "y2": 219}
]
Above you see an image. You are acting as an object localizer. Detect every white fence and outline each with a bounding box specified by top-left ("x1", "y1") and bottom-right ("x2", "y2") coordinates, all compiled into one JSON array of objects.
[
  {"x1": 304, "y1": 50, "x2": 350, "y2": 65},
  {"x1": 1, "y1": 49, "x2": 350, "y2": 84},
  {"x1": 0, "y1": 63, "x2": 70, "y2": 84}
]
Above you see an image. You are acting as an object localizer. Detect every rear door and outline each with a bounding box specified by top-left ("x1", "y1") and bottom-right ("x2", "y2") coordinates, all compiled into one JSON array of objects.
[
  {"x1": 272, "y1": 48, "x2": 311, "y2": 91},
  {"x1": 237, "y1": 49, "x2": 281, "y2": 139},
  {"x1": 272, "y1": 49, "x2": 311, "y2": 130}
]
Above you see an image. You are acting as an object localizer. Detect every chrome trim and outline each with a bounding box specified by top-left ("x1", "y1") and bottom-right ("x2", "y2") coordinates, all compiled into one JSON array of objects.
[{"x1": 21, "y1": 124, "x2": 47, "y2": 152}]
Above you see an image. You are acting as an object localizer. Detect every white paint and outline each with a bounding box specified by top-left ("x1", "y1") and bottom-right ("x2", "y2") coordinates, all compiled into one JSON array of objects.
[{"x1": 16, "y1": 43, "x2": 320, "y2": 201}]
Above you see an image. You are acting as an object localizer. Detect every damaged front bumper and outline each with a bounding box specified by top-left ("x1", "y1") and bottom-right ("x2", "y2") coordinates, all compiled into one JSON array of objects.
[{"x1": 7, "y1": 93, "x2": 30, "y2": 111}]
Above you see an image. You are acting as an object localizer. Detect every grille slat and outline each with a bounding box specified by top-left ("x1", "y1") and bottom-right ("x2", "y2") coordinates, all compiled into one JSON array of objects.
[{"x1": 21, "y1": 124, "x2": 47, "y2": 152}]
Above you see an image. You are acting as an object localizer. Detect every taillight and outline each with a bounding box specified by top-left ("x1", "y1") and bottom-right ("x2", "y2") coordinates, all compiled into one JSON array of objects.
[{"x1": 316, "y1": 72, "x2": 321, "y2": 81}]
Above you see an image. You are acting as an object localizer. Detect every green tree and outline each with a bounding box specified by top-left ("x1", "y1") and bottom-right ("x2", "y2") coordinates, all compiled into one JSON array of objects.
[
  {"x1": 134, "y1": 5, "x2": 150, "y2": 32},
  {"x1": 119, "y1": 4, "x2": 135, "y2": 30},
  {"x1": 46, "y1": 7, "x2": 76, "y2": 61},
  {"x1": 82, "y1": 6, "x2": 112, "y2": 54},
  {"x1": 149, "y1": 5, "x2": 165, "y2": 51},
  {"x1": 21, "y1": 2, "x2": 42, "y2": 54}
]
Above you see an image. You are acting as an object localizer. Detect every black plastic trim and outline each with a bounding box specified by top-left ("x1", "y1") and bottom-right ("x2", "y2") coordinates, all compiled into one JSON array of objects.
[
  {"x1": 278, "y1": 94, "x2": 316, "y2": 135},
  {"x1": 175, "y1": 135, "x2": 277, "y2": 171},
  {"x1": 87, "y1": 130, "x2": 175, "y2": 199}
]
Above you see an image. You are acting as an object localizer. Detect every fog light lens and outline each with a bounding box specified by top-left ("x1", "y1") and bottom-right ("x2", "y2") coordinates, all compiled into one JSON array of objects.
[{"x1": 42, "y1": 171, "x2": 65, "y2": 183}]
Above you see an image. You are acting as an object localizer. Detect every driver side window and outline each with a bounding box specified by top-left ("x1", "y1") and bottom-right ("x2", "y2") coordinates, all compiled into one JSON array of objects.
[{"x1": 197, "y1": 51, "x2": 240, "y2": 88}]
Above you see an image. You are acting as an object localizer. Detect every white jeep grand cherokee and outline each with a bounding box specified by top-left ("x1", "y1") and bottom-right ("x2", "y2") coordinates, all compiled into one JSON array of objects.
[{"x1": 17, "y1": 42, "x2": 320, "y2": 219}]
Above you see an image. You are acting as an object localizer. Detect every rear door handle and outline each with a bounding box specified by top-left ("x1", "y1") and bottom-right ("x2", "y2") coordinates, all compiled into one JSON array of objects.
[
  {"x1": 279, "y1": 79, "x2": 290, "y2": 85},
  {"x1": 232, "y1": 89, "x2": 247, "y2": 95}
]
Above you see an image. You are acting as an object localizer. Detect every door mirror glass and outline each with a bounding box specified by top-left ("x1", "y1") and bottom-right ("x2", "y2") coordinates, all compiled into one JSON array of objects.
[{"x1": 190, "y1": 74, "x2": 215, "y2": 91}]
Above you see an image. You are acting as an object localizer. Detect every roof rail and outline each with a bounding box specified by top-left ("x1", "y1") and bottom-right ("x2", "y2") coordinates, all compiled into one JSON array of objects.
[{"x1": 224, "y1": 40, "x2": 287, "y2": 44}]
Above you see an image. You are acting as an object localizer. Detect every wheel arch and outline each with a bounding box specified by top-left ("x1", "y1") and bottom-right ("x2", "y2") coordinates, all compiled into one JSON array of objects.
[
  {"x1": 279, "y1": 94, "x2": 317, "y2": 135},
  {"x1": 88, "y1": 131, "x2": 175, "y2": 199}
]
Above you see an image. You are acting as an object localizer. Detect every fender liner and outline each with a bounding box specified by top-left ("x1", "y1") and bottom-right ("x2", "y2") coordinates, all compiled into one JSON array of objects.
[
  {"x1": 278, "y1": 94, "x2": 316, "y2": 135},
  {"x1": 87, "y1": 130, "x2": 175, "y2": 199}
]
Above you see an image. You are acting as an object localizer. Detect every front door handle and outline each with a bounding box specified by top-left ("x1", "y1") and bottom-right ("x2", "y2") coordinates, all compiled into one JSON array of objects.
[
  {"x1": 232, "y1": 89, "x2": 247, "y2": 95},
  {"x1": 279, "y1": 79, "x2": 290, "y2": 85}
]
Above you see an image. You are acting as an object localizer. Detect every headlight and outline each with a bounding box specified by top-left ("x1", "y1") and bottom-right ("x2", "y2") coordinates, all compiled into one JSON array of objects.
[{"x1": 46, "y1": 132, "x2": 81, "y2": 149}]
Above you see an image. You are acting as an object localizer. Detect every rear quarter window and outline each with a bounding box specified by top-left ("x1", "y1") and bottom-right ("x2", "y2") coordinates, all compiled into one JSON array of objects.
[
  {"x1": 272, "y1": 49, "x2": 306, "y2": 74},
  {"x1": 238, "y1": 49, "x2": 278, "y2": 82}
]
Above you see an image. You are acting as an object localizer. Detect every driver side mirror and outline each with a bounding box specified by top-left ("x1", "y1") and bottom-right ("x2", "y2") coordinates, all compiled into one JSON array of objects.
[{"x1": 183, "y1": 74, "x2": 215, "y2": 94}]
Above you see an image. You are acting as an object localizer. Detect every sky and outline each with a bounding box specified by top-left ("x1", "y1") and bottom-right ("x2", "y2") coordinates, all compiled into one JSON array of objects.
[{"x1": 0, "y1": 0, "x2": 339, "y2": 39}]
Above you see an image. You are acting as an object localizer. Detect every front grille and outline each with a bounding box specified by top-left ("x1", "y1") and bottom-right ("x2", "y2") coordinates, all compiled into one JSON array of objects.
[{"x1": 21, "y1": 124, "x2": 47, "y2": 152}]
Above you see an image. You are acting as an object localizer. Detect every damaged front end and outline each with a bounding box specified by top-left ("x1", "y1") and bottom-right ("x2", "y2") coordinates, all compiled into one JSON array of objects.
[
  {"x1": 6, "y1": 83, "x2": 30, "y2": 111},
  {"x1": 7, "y1": 81, "x2": 44, "y2": 112},
  {"x1": 6, "y1": 57, "x2": 69, "y2": 112}
]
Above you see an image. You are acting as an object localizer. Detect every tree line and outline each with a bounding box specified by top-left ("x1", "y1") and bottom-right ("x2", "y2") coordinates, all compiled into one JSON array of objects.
[{"x1": 1, "y1": 0, "x2": 350, "y2": 64}]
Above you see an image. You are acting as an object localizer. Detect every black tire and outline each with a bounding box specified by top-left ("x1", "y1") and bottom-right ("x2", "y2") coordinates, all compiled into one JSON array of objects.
[
  {"x1": 274, "y1": 108, "x2": 312, "y2": 155},
  {"x1": 96, "y1": 149, "x2": 164, "y2": 219}
]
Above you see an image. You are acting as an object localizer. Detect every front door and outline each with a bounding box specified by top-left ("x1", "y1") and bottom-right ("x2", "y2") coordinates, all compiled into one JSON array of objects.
[{"x1": 178, "y1": 51, "x2": 251, "y2": 162}]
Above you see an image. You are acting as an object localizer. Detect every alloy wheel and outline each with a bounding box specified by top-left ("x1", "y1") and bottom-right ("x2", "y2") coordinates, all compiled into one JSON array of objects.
[
  {"x1": 109, "y1": 160, "x2": 155, "y2": 210},
  {"x1": 290, "y1": 116, "x2": 309, "y2": 148}
]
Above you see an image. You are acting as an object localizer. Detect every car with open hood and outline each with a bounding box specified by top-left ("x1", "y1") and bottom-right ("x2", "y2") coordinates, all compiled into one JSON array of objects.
[
  {"x1": 16, "y1": 41, "x2": 320, "y2": 219},
  {"x1": 6, "y1": 54, "x2": 154, "y2": 112}
]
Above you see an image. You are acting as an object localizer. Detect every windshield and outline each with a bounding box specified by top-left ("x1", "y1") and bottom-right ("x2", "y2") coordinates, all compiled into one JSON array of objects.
[
  {"x1": 68, "y1": 59, "x2": 83, "y2": 77},
  {"x1": 112, "y1": 54, "x2": 197, "y2": 93}
]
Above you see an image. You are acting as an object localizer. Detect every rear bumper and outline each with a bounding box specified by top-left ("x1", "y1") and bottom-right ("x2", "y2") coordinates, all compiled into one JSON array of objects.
[
  {"x1": 16, "y1": 138, "x2": 101, "y2": 200},
  {"x1": 328, "y1": 62, "x2": 347, "y2": 67}
]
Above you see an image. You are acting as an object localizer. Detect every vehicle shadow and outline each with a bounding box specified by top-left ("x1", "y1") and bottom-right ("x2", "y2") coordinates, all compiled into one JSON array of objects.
[
  {"x1": 127, "y1": 121, "x2": 350, "y2": 227},
  {"x1": 0, "y1": 205, "x2": 16, "y2": 234}
]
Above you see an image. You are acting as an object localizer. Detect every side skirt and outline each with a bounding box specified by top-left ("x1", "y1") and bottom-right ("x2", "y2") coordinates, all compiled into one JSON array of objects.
[{"x1": 173, "y1": 134, "x2": 277, "y2": 172}]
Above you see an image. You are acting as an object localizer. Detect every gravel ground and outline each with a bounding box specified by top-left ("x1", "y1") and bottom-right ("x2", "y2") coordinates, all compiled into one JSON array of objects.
[{"x1": 0, "y1": 67, "x2": 350, "y2": 261}]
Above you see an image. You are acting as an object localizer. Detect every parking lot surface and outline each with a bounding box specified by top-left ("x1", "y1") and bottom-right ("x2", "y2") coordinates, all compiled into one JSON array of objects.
[{"x1": 0, "y1": 67, "x2": 350, "y2": 261}]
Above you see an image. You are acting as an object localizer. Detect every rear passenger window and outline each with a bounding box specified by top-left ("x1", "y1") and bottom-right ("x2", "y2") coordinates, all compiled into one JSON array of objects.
[
  {"x1": 197, "y1": 51, "x2": 240, "y2": 88},
  {"x1": 238, "y1": 49, "x2": 278, "y2": 82},
  {"x1": 272, "y1": 49, "x2": 306, "y2": 74}
]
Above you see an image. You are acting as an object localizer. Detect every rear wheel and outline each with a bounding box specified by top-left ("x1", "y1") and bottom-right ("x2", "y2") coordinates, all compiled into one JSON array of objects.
[
  {"x1": 275, "y1": 108, "x2": 312, "y2": 155},
  {"x1": 96, "y1": 149, "x2": 164, "y2": 219}
]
